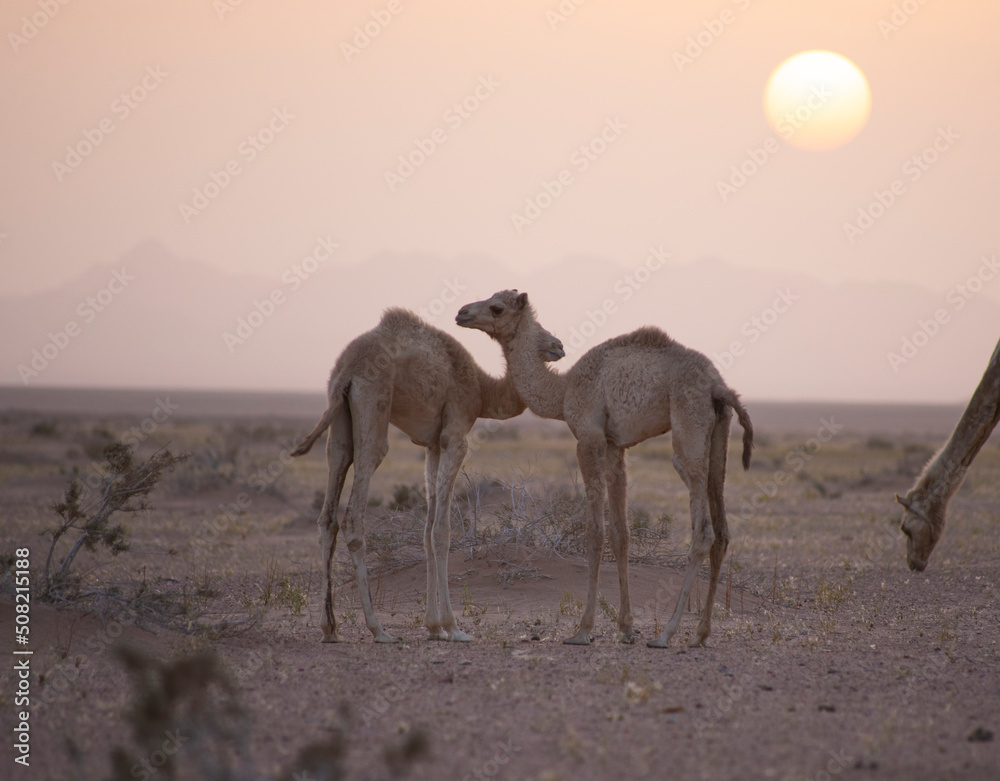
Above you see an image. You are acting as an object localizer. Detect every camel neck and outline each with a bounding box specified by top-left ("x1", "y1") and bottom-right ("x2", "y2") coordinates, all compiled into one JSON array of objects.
[
  {"x1": 477, "y1": 370, "x2": 527, "y2": 420},
  {"x1": 503, "y1": 325, "x2": 567, "y2": 421},
  {"x1": 912, "y1": 340, "x2": 1000, "y2": 509}
]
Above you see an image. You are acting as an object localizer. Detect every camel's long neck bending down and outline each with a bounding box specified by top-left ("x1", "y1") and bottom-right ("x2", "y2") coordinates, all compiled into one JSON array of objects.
[
  {"x1": 501, "y1": 319, "x2": 568, "y2": 421},
  {"x1": 476, "y1": 369, "x2": 528, "y2": 420},
  {"x1": 909, "y1": 339, "x2": 1000, "y2": 515}
]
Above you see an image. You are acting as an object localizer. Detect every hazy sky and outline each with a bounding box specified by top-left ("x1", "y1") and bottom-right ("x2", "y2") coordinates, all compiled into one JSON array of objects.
[{"x1": 2, "y1": 1, "x2": 998, "y2": 399}]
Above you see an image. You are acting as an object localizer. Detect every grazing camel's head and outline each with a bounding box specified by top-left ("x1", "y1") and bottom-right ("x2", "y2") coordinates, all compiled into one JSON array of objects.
[
  {"x1": 895, "y1": 492, "x2": 942, "y2": 571},
  {"x1": 456, "y1": 290, "x2": 565, "y2": 361}
]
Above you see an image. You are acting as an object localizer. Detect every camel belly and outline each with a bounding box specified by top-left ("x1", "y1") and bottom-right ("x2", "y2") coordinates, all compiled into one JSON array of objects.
[
  {"x1": 606, "y1": 417, "x2": 671, "y2": 449},
  {"x1": 388, "y1": 373, "x2": 448, "y2": 447}
]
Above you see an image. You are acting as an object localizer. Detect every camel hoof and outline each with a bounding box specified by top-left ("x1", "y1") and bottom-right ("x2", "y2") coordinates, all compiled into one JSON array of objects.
[
  {"x1": 321, "y1": 633, "x2": 342, "y2": 643},
  {"x1": 447, "y1": 628, "x2": 473, "y2": 643},
  {"x1": 563, "y1": 632, "x2": 591, "y2": 646},
  {"x1": 374, "y1": 633, "x2": 401, "y2": 644},
  {"x1": 646, "y1": 637, "x2": 669, "y2": 649},
  {"x1": 427, "y1": 628, "x2": 449, "y2": 641},
  {"x1": 689, "y1": 637, "x2": 707, "y2": 648},
  {"x1": 618, "y1": 629, "x2": 637, "y2": 645}
]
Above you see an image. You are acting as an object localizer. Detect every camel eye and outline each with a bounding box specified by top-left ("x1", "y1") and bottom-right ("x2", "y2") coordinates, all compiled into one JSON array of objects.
[{"x1": 490, "y1": 305, "x2": 504, "y2": 316}]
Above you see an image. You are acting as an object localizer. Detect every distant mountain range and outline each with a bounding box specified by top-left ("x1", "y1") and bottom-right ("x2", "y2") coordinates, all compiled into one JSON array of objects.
[{"x1": 3, "y1": 240, "x2": 998, "y2": 403}]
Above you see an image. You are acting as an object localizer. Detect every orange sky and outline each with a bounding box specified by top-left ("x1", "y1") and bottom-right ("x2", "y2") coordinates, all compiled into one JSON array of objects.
[{"x1": 2, "y1": 0, "x2": 998, "y2": 399}]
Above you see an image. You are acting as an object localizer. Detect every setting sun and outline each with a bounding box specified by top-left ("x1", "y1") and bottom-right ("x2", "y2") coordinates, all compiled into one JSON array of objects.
[{"x1": 764, "y1": 50, "x2": 872, "y2": 151}]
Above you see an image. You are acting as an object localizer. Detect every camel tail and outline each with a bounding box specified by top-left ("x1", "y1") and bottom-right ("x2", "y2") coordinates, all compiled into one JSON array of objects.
[
  {"x1": 290, "y1": 377, "x2": 350, "y2": 457},
  {"x1": 714, "y1": 387, "x2": 754, "y2": 470}
]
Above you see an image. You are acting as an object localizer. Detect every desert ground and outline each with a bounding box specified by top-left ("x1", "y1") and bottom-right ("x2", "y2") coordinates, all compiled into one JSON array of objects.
[{"x1": 0, "y1": 393, "x2": 998, "y2": 780}]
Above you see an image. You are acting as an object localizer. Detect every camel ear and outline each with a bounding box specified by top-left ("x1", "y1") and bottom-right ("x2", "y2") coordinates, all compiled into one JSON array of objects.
[
  {"x1": 515, "y1": 292, "x2": 528, "y2": 310},
  {"x1": 895, "y1": 493, "x2": 911, "y2": 509}
]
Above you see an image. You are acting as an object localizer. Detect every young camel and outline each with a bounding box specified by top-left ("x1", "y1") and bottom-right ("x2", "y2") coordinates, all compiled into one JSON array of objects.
[
  {"x1": 291, "y1": 308, "x2": 564, "y2": 644},
  {"x1": 456, "y1": 291, "x2": 753, "y2": 647}
]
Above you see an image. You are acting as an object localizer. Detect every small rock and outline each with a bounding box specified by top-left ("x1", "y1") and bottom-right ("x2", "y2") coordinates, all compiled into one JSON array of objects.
[
  {"x1": 968, "y1": 727, "x2": 993, "y2": 743},
  {"x1": 818, "y1": 704, "x2": 836, "y2": 712}
]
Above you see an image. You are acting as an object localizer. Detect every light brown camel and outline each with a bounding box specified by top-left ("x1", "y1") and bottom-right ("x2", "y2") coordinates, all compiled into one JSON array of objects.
[
  {"x1": 456, "y1": 291, "x2": 753, "y2": 647},
  {"x1": 896, "y1": 337, "x2": 1000, "y2": 571},
  {"x1": 291, "y1": 308, "x2": 564, "y2": 643}
]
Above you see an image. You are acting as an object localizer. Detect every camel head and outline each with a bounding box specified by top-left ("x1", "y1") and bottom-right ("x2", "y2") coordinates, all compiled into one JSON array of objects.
[
  {"x1": 895, "y1": 492, "x2": 942, "y2": 571},
  {"x1": 456, "y1": 290, "x2": 565, "y2": 362}
]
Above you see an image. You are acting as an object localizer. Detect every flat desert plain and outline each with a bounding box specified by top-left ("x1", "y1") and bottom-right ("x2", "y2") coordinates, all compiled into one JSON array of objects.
[{"x1": 0, "y1": 392, "x2": 998, "y2": 780}]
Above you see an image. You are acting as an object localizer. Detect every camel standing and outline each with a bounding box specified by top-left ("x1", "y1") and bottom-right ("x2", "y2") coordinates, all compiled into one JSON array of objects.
[
  {"x1": 456, "y1": 291, "x2": 752, "y2": 647},
  {"x1": 896, "y1": 337, "x2": 1000, "y2": 571},
  {"x1": 291, "y1": 308, "x2": 564, "y2": 643}
]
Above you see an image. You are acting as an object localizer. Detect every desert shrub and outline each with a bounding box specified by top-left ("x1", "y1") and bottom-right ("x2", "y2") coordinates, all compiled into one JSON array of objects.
[
  {"x1": 107, "y1": 646, "x2": 250, "y2": 781},
  {"x1": 389, "y1": 483, "x2": 424, "y2": 512},
  {"x1": 865, "y1": 435, "x2": 895, "y2": 451},
  {"x1": 182, "y1": 432, "x2": 246, "y2": 490},
  {"x1": 81, "y1": 425, "x2": 117, "y2": 460},
  {"x1": 104, "y1": 645, "x2": 427, "y2": 781},
  {"x1": 30, "y1": 419, "x2": 59, "y2": 437},
  {"x1": 41, "y1": 443, "x2": 188, "y2": 601}
]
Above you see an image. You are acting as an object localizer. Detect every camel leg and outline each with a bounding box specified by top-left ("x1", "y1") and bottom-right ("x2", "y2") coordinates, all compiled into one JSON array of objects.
[
  {"x1": 428, "y1": 428, "x2": 471, "y2": 642},
  {"x1": 342, "y1": 386, "x2": 398, "y2": 644},
  {"x1": 694, "y1": 410, "x2": 732, "y2": 647},
  {"x1": 606, "y1": 446, "x2": 635, "y2": 643},
  {"x1": 566, "y1": 430, "x2": 608, "y2": 645},
  {"x1": 649, "y1": 418, "x2": 714, "y2": 649},
  {"x1": 423, "y1": 445, "x2": 446, "y2": 640},
  {"x1": 318, "y1": 404, "x2": 353, "y2": 643}
]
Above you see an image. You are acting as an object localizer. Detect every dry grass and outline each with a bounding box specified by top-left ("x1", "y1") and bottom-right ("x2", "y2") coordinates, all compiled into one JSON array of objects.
[{"x1": 1, "y1": 410, "x2": 999, "y2": 780}]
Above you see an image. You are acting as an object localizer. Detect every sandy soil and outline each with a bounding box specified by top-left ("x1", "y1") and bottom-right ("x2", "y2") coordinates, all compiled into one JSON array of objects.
[{"x1": 0, "y1": 406, "x2": 998, "y2": 780}]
